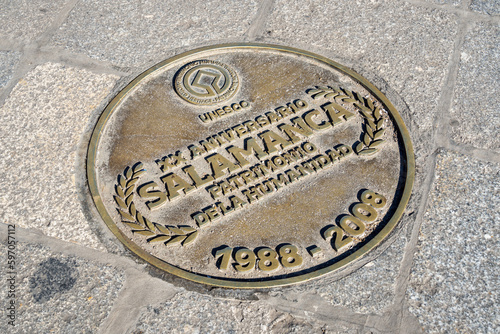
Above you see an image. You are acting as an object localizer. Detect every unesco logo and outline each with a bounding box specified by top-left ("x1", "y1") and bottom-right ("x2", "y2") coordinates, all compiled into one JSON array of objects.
[{"x1": 174, "y1": 59, "x2": 239, "y2": 105}]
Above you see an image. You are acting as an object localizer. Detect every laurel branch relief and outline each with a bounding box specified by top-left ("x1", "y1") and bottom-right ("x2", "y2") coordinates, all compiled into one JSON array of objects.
[
  {"x1": 114, "y1": 86, "x2": 386, "y2": 248},
  {"x1": 114, "y1": 162, "x2": 199, "y2": 246}
]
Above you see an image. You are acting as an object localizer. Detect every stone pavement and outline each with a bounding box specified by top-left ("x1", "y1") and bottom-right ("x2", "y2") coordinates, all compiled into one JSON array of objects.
[{"x1": 0, "y1": 0, "x2": 498, "y2": 333}]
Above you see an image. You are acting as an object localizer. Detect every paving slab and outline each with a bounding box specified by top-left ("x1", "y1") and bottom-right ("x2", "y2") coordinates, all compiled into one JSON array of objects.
[
  {"x1": 0, "y1": 242, "x2": 125, "y2": 334},
  {"x1": 50, "y1": 0, "x2": 260, "y2": 67},
  {"x1": 0, "y1": 0, "x2": 70, "y2": 42},
  {"x1": 407, "y1": 150, "x2": 499, "y2": 333},
  {"x1": 424, "y1": 0, "x2": 462, "y2": 6},
  {"x1": 264, "y1": 0, "x2": 458, "y2": 139},
  {"x1": 133, "y1": 290, "x2": 341, "y2": 334},
  {"x1": 470, "y1": 1, "x2": 500, "y2": 15},
  {"x1": 450, "y1": 22, "x2": 500, "y2": 151},
  {"x1": 0, "y1": 63, "x2": 118, "y2": 251},
  {"x1": 0, "y1": 51, "x2": 22, "y2": 88}
]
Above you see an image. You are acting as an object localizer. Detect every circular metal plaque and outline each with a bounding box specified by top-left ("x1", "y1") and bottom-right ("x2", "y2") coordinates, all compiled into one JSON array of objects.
[{"x1": 87, "y1": 43, "x2": 414, "y2": 288}]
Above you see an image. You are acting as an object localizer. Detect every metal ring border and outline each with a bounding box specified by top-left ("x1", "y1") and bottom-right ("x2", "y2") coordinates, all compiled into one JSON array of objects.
[{"x1": 87, "y1": 43, "x2": 415, "y2": 289}]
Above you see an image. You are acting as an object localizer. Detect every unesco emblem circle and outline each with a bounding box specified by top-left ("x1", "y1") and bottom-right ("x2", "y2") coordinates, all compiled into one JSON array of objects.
[
  {"x1": 174, "y1": 59, "x2": 239, "y2": 105},
  {"x1": 87, "y1": 44, "x2": 414, "y2": 289}
]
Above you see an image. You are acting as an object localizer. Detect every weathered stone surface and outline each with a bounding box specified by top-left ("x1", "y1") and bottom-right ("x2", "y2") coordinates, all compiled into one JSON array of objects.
[
  {"x1": 425, "y1": 0, "x2": 462, "y2": 6},
  {"x1": 470, "y1": 1, "x2": 500, "y2": 15},
  {"x1": 407, "y1": 150, "x2": 499, "y2": 333},
  {"x1": 0, "y1": 63, "x2": 118, "y2": 250},
  {"x1": 132, "y1": 290, "x2": 350, "y2": 334},
  {"x1": 264, "y1": 0, "x2": 458, "y2": 138},
  {"x1": 0, "y1": 51, "x2": 22, "y2": 88},
  {"x1": 50, "y1": 0, "x2": 259, "y2": 67},
  {"x1": 0, "y1": 0, "x2": 69, "y2": 42},
  {"x1": 0, "y1": 243, "x2": 125, "y2": 334},
  {"x1": 450, "y1": 22, "x2": 500, "y2": 151}
]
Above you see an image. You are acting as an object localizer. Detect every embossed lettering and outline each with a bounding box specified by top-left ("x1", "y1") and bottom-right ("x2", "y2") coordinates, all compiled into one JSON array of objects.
[
  {"x1": 161, "y1": 173, "x2": 195, "y2": 200},
  {"x1": 137, "y1": 181, "x2": 167, "y2": 210}
]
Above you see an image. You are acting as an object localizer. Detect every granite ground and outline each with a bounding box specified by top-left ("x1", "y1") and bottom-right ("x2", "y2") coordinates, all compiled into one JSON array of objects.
[{"x1": 0, "y1": 1, "x2": 498, "y2": 333}]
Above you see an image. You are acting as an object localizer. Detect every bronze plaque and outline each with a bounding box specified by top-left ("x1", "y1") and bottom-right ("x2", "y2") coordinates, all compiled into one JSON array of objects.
[{"x1": 87, "y1": 44, "x2": 414, "y2": 288}]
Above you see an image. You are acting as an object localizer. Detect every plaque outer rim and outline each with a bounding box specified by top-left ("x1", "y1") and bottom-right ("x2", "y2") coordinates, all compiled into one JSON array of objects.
[{"x1": 87, "y1": 43, "x2": 415, "y2": 289}]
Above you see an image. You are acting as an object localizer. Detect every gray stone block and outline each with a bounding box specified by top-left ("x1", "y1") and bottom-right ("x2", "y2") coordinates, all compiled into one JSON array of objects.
[
  {"x1": 424, "y1": 0, "x2": 462, "y2": 6},
  {"x1": 0, "y1": 63, "x2": 118, "y2": 250},
  {"x1": 470, "y1": 1, "x2": 500, "y2": 15},
  {"x1": 407, "y1": 150, "x2": 499, "y2": 333},
  {"x1": 133, "y1": 290, "x2": 341, "y2": 334},
  {"x1": 0, "y1": 0, "x2": 69, "y2": 42},
  {"x1": 0, "y1": 243, "x2": 125, "y2": 334},
  {"x1": 450, "y1": 22, "x2": 500, "y2": 151},
  {"x1": 50, "y1": 0, "x2": 260, "y2": 67},
  {"x1": 0, "y1": 51, "x2": 22, "y2": 88}
]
